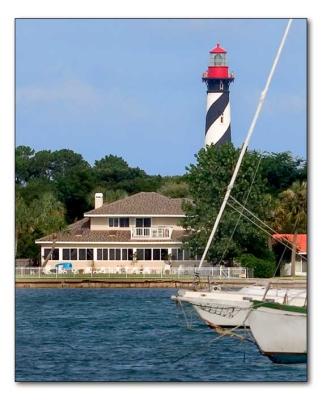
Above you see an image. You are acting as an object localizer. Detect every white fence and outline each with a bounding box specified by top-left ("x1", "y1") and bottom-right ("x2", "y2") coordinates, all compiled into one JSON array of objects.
[{"x1": 16, "y1": 266, "x2": 251, "y2": 279}]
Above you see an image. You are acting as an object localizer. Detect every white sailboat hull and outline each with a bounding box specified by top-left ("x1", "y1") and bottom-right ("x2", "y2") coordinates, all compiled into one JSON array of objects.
[
  {"x1": 172, "y1": 287, "x2": 306, "y2": 329},
  {"x1": 192, "y1": 300, "x2": 251, "y2": 328},
  {"x1": 248, "y1": 306, "x2": 307, "y2": 363}
]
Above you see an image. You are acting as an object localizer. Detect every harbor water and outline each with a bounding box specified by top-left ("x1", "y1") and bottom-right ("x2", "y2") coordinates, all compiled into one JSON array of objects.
[{"x1": 15, "y1": 288, "x2": 307, "y2": 382}]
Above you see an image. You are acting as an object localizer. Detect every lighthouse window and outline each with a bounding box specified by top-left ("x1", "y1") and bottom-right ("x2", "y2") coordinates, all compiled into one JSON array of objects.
[
  {"x1": 214, "y1": 54, "x2": 226, "y2": 66},
  {"x1": 220, "y1": 81, "x2": 224, "y2": 90},
  {"x1": 220, "y1": 114, "x2": 224, "y2": 123}
]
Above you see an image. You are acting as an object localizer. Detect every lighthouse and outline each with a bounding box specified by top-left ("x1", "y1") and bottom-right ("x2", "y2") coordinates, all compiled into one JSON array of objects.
[{"x1": 202, "y1": 43, "x2": 234, "y2": 147}]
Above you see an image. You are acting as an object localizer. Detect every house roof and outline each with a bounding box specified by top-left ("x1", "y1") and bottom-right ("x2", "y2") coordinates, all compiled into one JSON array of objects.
[
  {"x1": 84, "y1": 192, "x2": 186, "y2": 216},
  {"x1": 36, "y1": 217, "x2": 187, "y2": 244},
  {"x1": 272, "y1": 234, "x2": 307, "y2": 254}
]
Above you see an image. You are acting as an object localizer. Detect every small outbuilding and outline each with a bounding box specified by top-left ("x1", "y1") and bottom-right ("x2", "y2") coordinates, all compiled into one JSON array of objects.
[{"x1": 272, "y1": 233, "x2": 307, "y2": 277}]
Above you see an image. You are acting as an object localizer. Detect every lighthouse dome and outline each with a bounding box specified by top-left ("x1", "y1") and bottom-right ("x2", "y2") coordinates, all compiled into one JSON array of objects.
[{"x1": 210, "y1": 43, "x2": 227, "y2": 54}]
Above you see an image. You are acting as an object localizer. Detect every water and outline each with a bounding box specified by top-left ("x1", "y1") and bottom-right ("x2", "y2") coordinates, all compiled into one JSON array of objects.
[{"x1": 15, "y1": 288, "x2": 307, "y2": 382}]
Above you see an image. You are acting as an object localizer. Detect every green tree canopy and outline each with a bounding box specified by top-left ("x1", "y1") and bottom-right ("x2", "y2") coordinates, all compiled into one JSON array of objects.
[
  {"x1": 93, "y1": 155, "x2": 145, "y2": 190},
  {"x1": 271, "y1": 180, "x2": 307, "y2": 233},
  {"x1": 260, "y1": 152, "x2": 306, "y2": 194},
  {"x1": 182, "y1": 144, "x2": 272, "y2": 264},
  {"x1": 157, "y1": 175, "x2": 190, "y2": 198},
  {"x1": 16, "y1": 192, "x2": 66, "y2": 262},
  {"x1": 16, "y1": 146, "x2": 35, "y2": 185}
]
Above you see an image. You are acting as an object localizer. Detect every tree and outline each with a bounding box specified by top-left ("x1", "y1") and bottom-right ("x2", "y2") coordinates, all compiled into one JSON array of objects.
[
  {"x1": 87, "y1": 186, "x2": 128, "y2": 208},
  {"x1": 56, "y1": 165, "x2": 95, "y2": 223},
  {"x1": 271, "y1": 181, "x2": 307, "y2": 233},
  {"x1": 15, "y1": 192, "x2": 66, "y2": 262},
  {"x1": 158, "y1": 178, "x2": 190, "y2": 198},
  {"x1": 15, "y1": 146, "x2": 35, "y2": 185},
  {"x1": 94, "y1": 155, "x2": 145, "y2": 188},
  {"x1": 182, "y1": 144, "x2": 272, "y2": 264},
  {"x1": 15, "y1": 192, "x2": 32, "y2": 255},
  {"x1": 261, "y1": 152, "x2": 306, "y2": 194}
]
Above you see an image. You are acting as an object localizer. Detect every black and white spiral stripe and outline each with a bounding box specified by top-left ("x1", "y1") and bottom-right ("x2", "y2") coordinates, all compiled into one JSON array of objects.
[{"x1": 205, "y1": 92, "x2": 231, "y2": 147}]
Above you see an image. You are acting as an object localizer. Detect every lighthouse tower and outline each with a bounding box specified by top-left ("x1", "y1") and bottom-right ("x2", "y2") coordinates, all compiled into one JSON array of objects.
[{"x1": 202, "y1": 43, "x2": 234, "y2": 147}]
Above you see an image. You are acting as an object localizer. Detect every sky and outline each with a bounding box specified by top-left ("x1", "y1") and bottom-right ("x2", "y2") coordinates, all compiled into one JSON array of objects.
[{"x1": 15, "y1": 18, "x2": 307, "y2": 175}]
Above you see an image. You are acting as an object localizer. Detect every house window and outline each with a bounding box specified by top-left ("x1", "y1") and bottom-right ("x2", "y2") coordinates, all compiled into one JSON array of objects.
[
  {"x1": 79, "y1": 249, "x2": 86, "y2": 260},
  {"x1": 178, "y1": 248, "x2": 184, "y2": 260},
  {"x1": 44, "y1": 248, "x2": 59, "y2": 260},
  {"x1": 97, "y1": 249, "x2": 109, "y2": 260},
  {"x1": 53, "y1": 249, "x2": 59, "y2": 260},
  {"x1": 137, "y1": 249, "x2": 144, "y2": 260},
  {"x1": 122, "y1": 249, "x2": 127, "y2": 260},
  {"x1": 120, "y1": 218, "x2": 130, "y2": 227},
  {"x1": 71, "y1": 248, "x2": 77, "y2": 260},
  {"x1": 128, "y1": 249, "x2": 133, "y2": 261},
  {"x1": 87, "y1": 249, "x2": 94, "y2": 260},
  {"x1": 62, "y1": 248, "x2": 78, "y2": 260},
  {"x1": 145, "y1": 249, "x2": 152, "y2": 260},
  {"x1": 110, "y1": 249, "x2": 115, "y2": 260},
  {"x1": 153, "y1": 249, "x2": 160, "y2": 260},
  {"x1": 44, "y1": 248, "x2": 51, "y2": 259},
  {"x1": 109, "y1": 218, "x2": 119, "y2": 227},
  {"x1": 115, "y1": 249, "x2": 121, "y2": 260},
  {"x1": 136, "y1": 218, "x2": 151, "y2": 228},
  {"x1": 63, "y1": 249, "x2": 70, "y2": 260},
  {"x1": 161, "y1": 249, "x2": 168, "y2": 261}
]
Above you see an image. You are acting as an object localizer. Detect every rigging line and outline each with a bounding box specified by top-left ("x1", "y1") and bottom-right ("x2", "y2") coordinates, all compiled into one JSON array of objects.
[
  {"x1": 226, "y1": 201, "x2": 307, "y2": 261},
  {"x1": 217, "y1": 153, "x2": 264, "y2": 266},
  {"x1": 230, "y1": 195, "x2": 305, "y2": 250},
  {"x1": 197, "y1": 19, "x2": 293, "y2": 270},
  {"x1": 272, "y1": 243, "x2": 288, "y2": 278},
  {"x1": 228, "y1": 197, "x2": 307, "y2": 260},
  {"x1": 226, "y1": 200, "x2": 301, "y2": 255}
]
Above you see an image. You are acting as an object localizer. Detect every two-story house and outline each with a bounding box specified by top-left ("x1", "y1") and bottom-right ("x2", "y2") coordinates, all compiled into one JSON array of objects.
[{"x1": 36, "y1": 192, "x2": 196, "y2": 272}]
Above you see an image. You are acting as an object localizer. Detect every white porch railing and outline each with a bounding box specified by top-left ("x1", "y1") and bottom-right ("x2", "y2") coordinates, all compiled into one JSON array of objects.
[{"x1": 131, "y1": 226, "x2": 172, "y2": 239}]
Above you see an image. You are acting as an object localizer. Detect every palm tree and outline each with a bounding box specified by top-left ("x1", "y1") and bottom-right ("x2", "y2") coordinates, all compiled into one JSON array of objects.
[
  {"x1": 272, "y1": 181, "x2": 307, "y2": 233},
  {"x1": 271, "y1": 181, "x2": 307, "y2": 276}
]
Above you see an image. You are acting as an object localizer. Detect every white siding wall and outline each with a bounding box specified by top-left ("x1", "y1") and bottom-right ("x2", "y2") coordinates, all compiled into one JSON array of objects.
[
  {"x1": 41, "y1": 244, "x2": 181, "y2": 271},
  {"x1": 90, "y1": 216, "x2": 184, "y2": 231}
]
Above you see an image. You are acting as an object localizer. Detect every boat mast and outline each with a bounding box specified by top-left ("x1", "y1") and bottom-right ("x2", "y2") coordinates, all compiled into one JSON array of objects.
[{"x1": 198, "y1": 19, "x2": 293, "y2": 270}]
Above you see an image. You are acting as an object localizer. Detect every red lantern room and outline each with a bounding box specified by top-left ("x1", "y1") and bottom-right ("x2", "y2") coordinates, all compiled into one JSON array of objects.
[{"x1": 202, "y1": 43, "x2": 234, "y2": 80}]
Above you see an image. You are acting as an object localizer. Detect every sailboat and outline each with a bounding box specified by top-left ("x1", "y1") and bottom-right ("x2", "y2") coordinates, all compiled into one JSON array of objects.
[
  {"x1": 172, "y1": 286, "x2": 306, "y2": 329},
  {"x1": 248, "y1": 301, "x2": 307, "y2": 363},
  {"x1": 172, "y1": 20, "x2": 307, "y2": 363}
]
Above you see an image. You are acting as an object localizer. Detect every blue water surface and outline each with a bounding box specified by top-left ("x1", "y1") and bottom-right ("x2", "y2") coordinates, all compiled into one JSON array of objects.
[{"x1": 15, "y1": 288, "x2": 307, "y2": 382}]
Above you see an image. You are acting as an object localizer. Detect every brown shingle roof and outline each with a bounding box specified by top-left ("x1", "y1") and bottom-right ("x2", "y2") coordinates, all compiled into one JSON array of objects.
[
  {"x1": 37, "y1": 227, "x2": 185, "y2": 243},
  {"x1": 85, "y1": 192, "x2": 185, "y2": 216}
]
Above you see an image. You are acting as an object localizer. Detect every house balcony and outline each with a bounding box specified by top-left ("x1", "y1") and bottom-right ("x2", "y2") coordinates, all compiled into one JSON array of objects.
[{"x1": 131, "y1": 226, "x2": 173, "y2": 240}]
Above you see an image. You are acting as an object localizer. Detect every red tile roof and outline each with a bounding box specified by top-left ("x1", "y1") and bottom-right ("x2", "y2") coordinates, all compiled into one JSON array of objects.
[{"x1": 272, "y1": 234, "x2": 307, "y2": 253}]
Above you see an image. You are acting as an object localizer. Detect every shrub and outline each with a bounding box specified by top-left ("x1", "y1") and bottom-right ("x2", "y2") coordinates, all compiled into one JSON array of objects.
[{"x1": 237, "y1": 253, "x2": 276, "y2": 278}]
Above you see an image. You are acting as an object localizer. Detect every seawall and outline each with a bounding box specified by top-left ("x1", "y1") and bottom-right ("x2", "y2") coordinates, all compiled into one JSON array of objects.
[{"x1": 15, "y1": 278, "x2": 307, "y2": 289}]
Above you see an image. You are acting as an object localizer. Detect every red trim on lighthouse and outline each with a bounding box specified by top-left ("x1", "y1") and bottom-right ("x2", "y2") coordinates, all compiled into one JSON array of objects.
[
  {"x1": 207, "y1": 66, "x2": 229, "y2": 79},
  {"x1": 209, "y1": 43, "x2": 226, "y2": 54}
]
